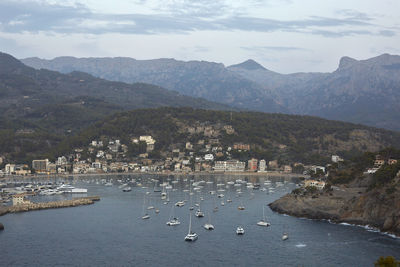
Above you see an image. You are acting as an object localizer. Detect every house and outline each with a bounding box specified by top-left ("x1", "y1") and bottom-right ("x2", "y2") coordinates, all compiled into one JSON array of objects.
[
  {"x1": 304, "y1": 180, "x2": 326, "y2": 190},
  {"x1": 331, "y1": 155, "x2": 344, "y2": 163},
  {"x1": 388, "y1": 159, "x2": 398, "y2": 165},
  {"x1": 268, "y1": 160, "x2": 279, "y2": 169},
  {"x1": 374, "y1": 159, "x2": 385, "y2": 168},
  {"x1": 233, "y1": 143, "x2": 250, "y2": 151}
]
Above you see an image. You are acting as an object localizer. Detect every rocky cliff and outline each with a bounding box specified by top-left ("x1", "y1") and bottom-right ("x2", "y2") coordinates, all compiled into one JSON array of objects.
[{"x1": 269, "y1": 176, "x2": 400, "y2": 236}]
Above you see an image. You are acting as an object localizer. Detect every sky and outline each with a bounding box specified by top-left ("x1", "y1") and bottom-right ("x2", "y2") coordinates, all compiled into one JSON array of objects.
[{"x1": 0, "y1": 0, "x2": 399, "y2": 73}]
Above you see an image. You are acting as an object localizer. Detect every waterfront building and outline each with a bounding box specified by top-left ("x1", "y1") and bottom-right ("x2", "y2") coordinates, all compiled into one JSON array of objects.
[
  {"x1": 259, "y1": 160, "x2": 266, "y2": 172},
  {"x1": 32, "y1": 159, "x2": 49, "y2": 173},
  {"x1": 5, "y1": 164, "x2": 16, "y2": 175},
  {"x1": 248, "y1": 158, "x2": 258, "y2": 172},
  {"x1": 214, "y1": 160, "x2": 245, "y2": 172}
]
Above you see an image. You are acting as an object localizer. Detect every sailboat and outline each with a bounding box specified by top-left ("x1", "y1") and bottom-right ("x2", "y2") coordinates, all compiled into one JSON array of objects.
[
  {"x1": 203, "y1": 212, "x2": 214, "y2": 230},
  {"x1": 166, "y1": 205, "x2": 180, "y2": 226},
  {"x1": 141, "y1": 193, "x2": 150, "y2": 220},
  {"x1": 184, "y1": 212, "x2": 198, "y2": 241},
  {"x1": 257, "y1": 205, "x2": 271, "y2": 227},
  {"x1": 195, "y1": 203, "x2": 204, "y2": 217},
  {"x1": 237, "y1": 199, "x2": 245, "y2": 210}
]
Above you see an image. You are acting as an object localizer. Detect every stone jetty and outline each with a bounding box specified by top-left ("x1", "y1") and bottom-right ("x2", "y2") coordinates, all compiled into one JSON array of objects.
[{"x1": 0, "y1": 196, "x2": 100, "y2": 216}]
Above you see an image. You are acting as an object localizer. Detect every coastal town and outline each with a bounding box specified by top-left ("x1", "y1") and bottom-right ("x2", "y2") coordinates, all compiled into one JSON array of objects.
[{"x1": 1, "y1": 132, "x2": 332, "y2": 177}]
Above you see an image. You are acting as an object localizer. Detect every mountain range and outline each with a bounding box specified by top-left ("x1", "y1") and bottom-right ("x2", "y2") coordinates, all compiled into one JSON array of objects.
[{"x1": 22, "y1": 54, "x2": 400, "y2": 131}]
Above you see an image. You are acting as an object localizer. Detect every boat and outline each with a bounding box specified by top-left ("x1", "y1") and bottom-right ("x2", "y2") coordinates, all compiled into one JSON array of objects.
[
  {"x1": 141, "y1": 193, "x2": 150, "y2": 220},
  {"x1": 57, "y1": 184, "x2": 87, "y2": 193},
  {"x1": 237, "y1": 200, "x2": 245, "y2": 210},
  {"x1": 257, "y1": 206, "x2": 271, "y2": 227},
  {"x1": 282, "y1": 233, "x2": 289, "y2": 240},
  {"x1": 175, "y1": 201, "x2": 185, "y2": 207},
  {"x1": 184, "y1": 212, "x2": 198, "y2": 241},
  {"x1": 203, "y1": 212, "x2": 214, "y2": 230},
  {"x1": 236, "y1": 226, "x2": 245, "y2": 235},
  {"x1": 195, "y1": 205, "x2": 204, "y2": 217},
  {"x1": 166, "y1": 206, "x2": 180, "y2": 226},
  {"x1": 122, "y1": 187, "x2": 132, "y2": 192}
]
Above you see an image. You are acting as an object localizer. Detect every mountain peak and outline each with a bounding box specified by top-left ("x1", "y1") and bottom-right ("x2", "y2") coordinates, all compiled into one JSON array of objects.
[
  {"x1": 229, "y1": 59, "x2": 266, "y2": 70},
  {"x1": 338, "y1": 56, "x2": 358, "y2": 70}
]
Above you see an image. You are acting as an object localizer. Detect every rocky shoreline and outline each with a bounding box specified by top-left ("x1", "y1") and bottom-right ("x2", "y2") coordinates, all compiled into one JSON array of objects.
[{"x1": 269, "y1": 184, "x2": 400, "y2": 237}]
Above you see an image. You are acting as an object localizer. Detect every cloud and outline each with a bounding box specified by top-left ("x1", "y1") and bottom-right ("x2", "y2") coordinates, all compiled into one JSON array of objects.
[{"x1": 0, "y1": 0, "x2": 396, "y2": 38}]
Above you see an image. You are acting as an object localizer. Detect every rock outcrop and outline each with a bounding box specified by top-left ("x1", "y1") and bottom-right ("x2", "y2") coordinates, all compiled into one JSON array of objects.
[{"x1": 269, "y1": 182, "x2": 400, "y2": 236}]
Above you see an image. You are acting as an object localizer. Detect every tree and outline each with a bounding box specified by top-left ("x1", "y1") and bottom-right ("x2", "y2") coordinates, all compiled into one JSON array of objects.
[{"x1": 375, "y1": 256, "x2": 399, "y2": 267}]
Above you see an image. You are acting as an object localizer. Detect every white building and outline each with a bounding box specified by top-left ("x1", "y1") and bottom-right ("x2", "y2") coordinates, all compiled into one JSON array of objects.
[
  {"x1": 259, "y1": 159, "x2": 266, "y2": 172},
  {"x1": 204, "y1": 154, "x2": 214, "y2": 161}
]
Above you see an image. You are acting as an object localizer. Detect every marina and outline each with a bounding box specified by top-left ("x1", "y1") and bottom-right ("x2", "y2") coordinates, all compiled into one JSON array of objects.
[{"x1": 1, "y1": 174, "x2": 400, "y2": 266}]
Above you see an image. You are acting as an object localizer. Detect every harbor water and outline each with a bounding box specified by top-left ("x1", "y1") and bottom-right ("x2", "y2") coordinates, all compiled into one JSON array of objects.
[{"x1": 1, "y1": 174, "x2": 399, "y2": 266}]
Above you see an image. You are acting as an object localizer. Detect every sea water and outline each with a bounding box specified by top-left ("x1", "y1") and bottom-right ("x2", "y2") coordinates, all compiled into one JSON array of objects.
[{"x1": 1, "y1": 174, "x2": 399, "y2": 266}]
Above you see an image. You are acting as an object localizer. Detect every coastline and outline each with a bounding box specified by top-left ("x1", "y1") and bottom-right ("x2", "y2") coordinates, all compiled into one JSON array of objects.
[{"x1": 268, "y1": 186, "x2": 400, "y2": 238}]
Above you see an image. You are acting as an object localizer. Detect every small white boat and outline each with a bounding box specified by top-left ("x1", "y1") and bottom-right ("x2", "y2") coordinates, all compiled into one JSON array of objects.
[
  {"x1": 175, "y1": 201, "x2": 185, "y2": 207},
  {"x1": 122, "y1": 187, "x2": 131, "y2": 192},
  {"x1": 167, "y1": 218, "x2": 180, "y2": 226},
  {"x1": 236, "y1": 226, "x2": 245, "y2": 235},
  {"x1": 204, "y1": 212, "x2": 214, "y2": 230},
  {"x1": 142, "y1": 214, "x2": 150, "y2": 220},
  {"x1": 195, "y1": 209, "x2": 204, "y2": 217},
  {"x1": 204, "y1": 223, "x2": 214, "y2": 230},
  {"x1": 282, "y1": 233, "x2": 289, "y2": 240}
]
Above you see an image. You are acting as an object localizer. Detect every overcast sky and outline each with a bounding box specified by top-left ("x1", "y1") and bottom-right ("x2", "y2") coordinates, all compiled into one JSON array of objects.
[{"x1": 0, "y1": 0, "x2": 399, "y2": 73}]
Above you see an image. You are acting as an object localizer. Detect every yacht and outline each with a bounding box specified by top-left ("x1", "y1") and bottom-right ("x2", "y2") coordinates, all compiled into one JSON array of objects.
[
  {"x1": 185, "y1": 212, "x2": 198, "y2": 241},
  {"x1": 236, "y1": 226, "x2": 245, "y2": 235},
  {"x1": 57, "y1": 184, "x2": 87, "y2": 193},
  {"x1": 142, "y1": 214, "x2": 150, "y2": 220}
]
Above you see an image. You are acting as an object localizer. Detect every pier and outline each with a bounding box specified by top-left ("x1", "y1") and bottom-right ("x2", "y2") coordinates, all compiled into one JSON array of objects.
[{"x1": 0, "y1": 196, "x2": 100, "y2": 217}]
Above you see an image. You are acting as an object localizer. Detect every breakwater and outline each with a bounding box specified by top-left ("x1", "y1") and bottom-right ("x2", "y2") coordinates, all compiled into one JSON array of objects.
[{"x1": 0, "y1": 196, "x2": 100, "y2": 217}]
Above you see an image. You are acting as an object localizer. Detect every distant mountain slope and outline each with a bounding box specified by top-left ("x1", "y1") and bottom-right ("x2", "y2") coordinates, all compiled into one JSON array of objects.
[
  {"x1": 21, "y1": 56, "x2": 286, "y2": 113},
  {"x1": 229, "y1": 54, "x2": 400, "y2": 131},
  {"x1": 22, "y1": 54, "x2": 400, "y2": 131}
]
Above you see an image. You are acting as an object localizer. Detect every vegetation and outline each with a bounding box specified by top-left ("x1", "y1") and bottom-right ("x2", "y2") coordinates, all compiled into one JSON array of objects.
[{"x1": 375, "y1": 256, "x2": 399, "y2": 267}]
